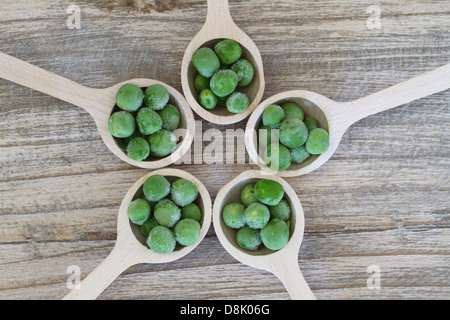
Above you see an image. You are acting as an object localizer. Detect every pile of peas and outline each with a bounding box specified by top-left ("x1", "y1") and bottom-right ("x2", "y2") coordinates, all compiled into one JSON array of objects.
[
  {"x1": 108, "y1": 83, "x2": 181, "y2": 161},
  {"x1": 258, "y1": 99, "x2": 330, "y2": 171},
  {"x1": 222, "y1": 179, "x2": 291, "y2": 251},
  {"x1": 128, "y1": 175, "x2": 202, "y2": 254},
  {"x1": 192, "y1": 39, "x2": 255, "y2": 114}
]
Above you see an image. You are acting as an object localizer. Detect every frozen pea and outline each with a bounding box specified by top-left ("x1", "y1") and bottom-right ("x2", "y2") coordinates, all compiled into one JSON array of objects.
[
  {"x1": 158, "y1": 104, "x2": 180, "y2": 131},
  {"x1": 154, "y1": 199, "x2": 181, "y2": 228},
  {"x1": 148, "y1": 129, "x2": 177, "y2": 157},
  {"x1": 214, "y1": 39, "x2": 242, "y2": 65},
  {"x1": 244, "y1": 202, "x2": 270, "y2": 229},
  {"x1": 199, "y1": 89, "x2": 218, "y2": 110},
  {"x1": 262, "y1": 105, "x2": 285, "y2": 129},
  {"x1": 143, "y1": 175, "x2": 171, "y2": 202},
  {"x1": 136, "y1": 107, "x2": 163, "y2": 135},
  {"x1": 236, "y1": 226, "x2": 261, "y2": 251},
  {"x1": 264, "y1": 143, "x2": 292, "y2": 172},
  {"x1": 194, "y1": 74, "x2": 209, "y2": 92},
  {"x1": 226, "y1": 92, "x2": 249, "y2": 114},
  {"x1": 281, "y1": 102, "x2": 304, "y2": 121},
  {"x1": 147, "y1": 226, "x2": 176, "y2": 253},
  {"x1": 174, "y1": 218, "x2": 201, "y2": 246},
  {"x1": 279, "y1": 118, "x2": 308, "y2": 148},
  {"x1": 192, "y1": 47, "x2": 220, "y2": 78},
  {"x1": 181, "y1": 203, "x2": 202, "y2": 221},
  {"x1": 254, "y1": 179, "x2": 284, "y2": 207},
  {"x1": 269, "y1": 199, "x2": 291, "y2": 221},
  {"x1": 231, "y1": 59, "x2": 254, "y2": 87},
  {"x1": 222, "y1": 203, "x2": 246, "y2": 229},
  {"x1": 260, "y1": 220, "x2": 289, "y2": 251},
  {"x1": 108, "y1": 111, "x2": 135, "y2": 138},
  {"x1": 128, "y1": 198, "x2": 151, "y2": 225},
  {"x1": 140, "y1": 217, "x2": 159, "y2": 237},
  {"x1": 304, "y1": 117, "x2": 319, "y2": 131},
  {"x1": 306, "y1": 128, "x2": 330, "y2": 154},
  {"x1": 209, "y1": 70, "x2": 239, "y2": 97},
  {"x1": 144, "y1": 84, "x2": 170, "y2": 111},
  {"x1": 126, "y1": 137, "x2": 150, "y2": 161},
  {"x1": 116, "y1": 83, "x2": 144, "y2": 112},
  {"x1": 240, "y1": 183, "x2": 258, "y2": 207},
  {"x1": 171, "y1": 178, "x2": 198, "y2": 207},
  {"x1": 290, "y1": 145, "x2": 310, "y2": 164}
]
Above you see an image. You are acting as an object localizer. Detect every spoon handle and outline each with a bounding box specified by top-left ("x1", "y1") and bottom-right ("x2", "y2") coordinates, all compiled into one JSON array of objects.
[
  {"x1": 205, "y1": 0, "x2": 233, "y2": 26},
  {"x1": 345, "y1": 63, "x2": 450, "y2": 125},
  {"x1": 0, "y1": 52, "x2": 98, "y2": 115}
]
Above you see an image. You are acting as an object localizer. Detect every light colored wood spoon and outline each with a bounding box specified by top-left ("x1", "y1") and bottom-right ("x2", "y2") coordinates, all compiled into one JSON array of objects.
[
  {"x1": 181, "y1": 0, "x2": 265, "y2": 125},
  {"x1": 0, "y1": 52, "x2": 195, "y2": 169},
  {"x1": 245, "y1": 64, "x2": 450, "y2": 177},
  {"x1": 63, "y1": 168, "x2": 212, "y2": 300},
  {"x1": 212, "y1": 170, "x2": 315, "y2": 300}
]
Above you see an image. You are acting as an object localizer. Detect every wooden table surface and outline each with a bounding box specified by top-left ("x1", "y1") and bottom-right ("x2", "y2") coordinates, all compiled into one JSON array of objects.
[{"x1": 0, "y1": 0, "x2": 449, "y2": 300}]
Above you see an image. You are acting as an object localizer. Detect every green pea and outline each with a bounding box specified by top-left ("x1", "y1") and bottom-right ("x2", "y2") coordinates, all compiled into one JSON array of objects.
[
  {"x1": 158, "y1": 104, "x2": 180, "y2": 131},
  {"x1": 226, "y1": 92, "x2": 249, "y2": 114},
  {"x1": 306, "y1": 128, "x2": 330, "y2": 154},
  {"x1": 269, "y1": 199, "x2": 291, "y2": 221},
  {"x1": 254, "y1": 179, "x2": 284, "y2": 206},
  {"x1": 222, "y1": 203, "x2": 246, "y2": 229},
  {"x1": 126, "y1": 137, "x2": 150, "y2": 161},
  {"x1": 231, "y1": 59, "x2": 254, "y2": 87},
  {"x1": 116, "y1": 83, "x2": 144, "y2": 112},
  {"x1": 181, "y1": 203, "x2": 202, "y2": 221},
  {"x1": 260, "y1": 220, "x2": 289, "y2": 251},
  {"x1": 214, "y1": 39, "x2": 242, "y2": 65},
  {"x1": 279, "y1": 118, "x2": 308, "y2": 148},
  {"x1": 154, "y1": 199, "x2": 181, "y2": 228},
  {"x1": 147, "y1": 226, "x2": 176, "y2": 253},
  {"x1": 290, "y1": 145, "x2": 310, "y2": 164},
  {"x1": 143, "y1": 175, "x2": 171, "y2": 202},
  {"x1": 192, "y1": 47, "x2": 220, "y2": 78},
  {"x1": 240, "y1": 183, "x2": 258, "y2": 207},
  {"x1": 262, "y1": 105, "x2": 285, "y2": 129},
  {"x1": 209, "y1": 70, "x2": 239, "y2": 97},
  {"x1": 236, "y1": 226, "x2": 261, "y2": 251},
  {"x1": 128, "y1": 198, "x2": 151, "y2": 225},
  {"x1": 174, "y1": 218, "x2": 201, "y2": 246},
  {"x1": 194, "y1": 74, "x2": 210, "y2": 92},
  {"x1": 244, "y1": 202, "x2": 270, "y2": 229},
  {"x1": 171, "y1": 178, "x2": 198, "y2": 207},
  {"x1": 199, "y1": 89, "x2": 218, "y2": 110},
  {"x1": 108, "y1": 111, "x2": 136, "y2": 138},
  {"x1": 144, "y1": 84, "x2": 170, "y2": 111},
  {"x1": 264, "y1": 143, "x2": 291, "y2": 172},
  {"x1": 304, "y1": 117, "x2": 319, "y2": 131},
  {"x1": 148, "y1": 129, "x2": 177, "y2": 157},
  {"x1": 136, "y1": 107, "x2": 163, "y2": 135},
  {"x1": 281, "y1": 102, "x2": 304, "y2": 121},
  {"x1": 140, "y1": 217, "x2": 159, "y2": 237}
]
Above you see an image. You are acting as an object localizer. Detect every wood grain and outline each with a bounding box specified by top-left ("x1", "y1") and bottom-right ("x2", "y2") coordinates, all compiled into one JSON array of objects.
[{"x1": 0, "y1": 0, "x2": 449, "y2": 300}]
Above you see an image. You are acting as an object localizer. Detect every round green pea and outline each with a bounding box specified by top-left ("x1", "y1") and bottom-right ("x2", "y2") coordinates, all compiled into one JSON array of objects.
[
  {"x1": 147, "y1": 226, "x2": 176, "y2": 253},
  {"x1": 262, "y1": 105, "x2": 285, "y2": 129},
  {"x1": 254, "y1": 179, "x2": 284, "y2": 207},
  {"x1": 181, "y1": 203, "x2": 202, "y2": 221},
  {"x1": 140, "y1": 217, "x2": 159, "y2": 237},
  {"x1": 136, "y1": 107, "x2": 163, "y2": 135},
  {"x1": 174, "y1": 218, "x2": 201, "y2": 246},
  {"x1": 290, "y1": 145, "x2": 310, "y2": 164},
  {"x1": 192, "y1": 47, "x2": 220, "y2": 78},
  {"x1": 281, "y1": 102, "x2": 304, "y2": 121},
  {"x1": 269, "y1": 199, "x2": 291, "y2": 221},
  {"x1": 304, "y1": 117, "x2": 319, "y2": 131},
  {"x1": 116, "y1": 83, "x2": 144, "y2": 112},
  {"x1": 158, "y1": 104, "x2": 180, "y2": 131},
  {"x1": 171, "y1": 178, "x2": 198, "y2": 207},
  {"x1": 144, "y1": 84, "x2": 170, "y2": 111},
  {"x1": 279, "y1": 118, "x2": 308, "y2": 148},
  {"x1": 108, "y1": 111, "x2": 136, "y2": 138},
  {"x1": 209, "y1": 70, "x2": 239, "y2": 97},
  {"x1": 194, "y1": 74, "x2": 209, "y2": 92},
  {"x1": 260, "y1": 220, "x2": 289, "y2": 251},
  {"x1": 214, "y1": 39, "x2": 242, "y2": 65},
  {"x1": 264, "y1": 143, "x2": 292, "y2": 172},
  {"x1": 236, "y1": 226, "x2": 261, "y2": 251},
  {"x1": 244, "y1": 202, "x2": 270, "y2": 229},
  {"x1": 222, "y1": 203, "x2": 246, "y2": 229},
  {"x1": 241, "y1": 183, "x2": 258, "y2": 207},
  {"x1": 226, "y1": 92, "x2": 249, "y2": 114},
  {"x1": 126, "y1": 137, "x2": 150, "y2": 161},
  {"x1": 154, "y1": 199, "x2": 181, "y2": 228},
  {"x1": 128, "y1": 198, "x2": 151, "y2": 225},
  {"x1": 306, "y1": 128, "x2": 330, "y2": 154},
  {"x1": 199, "y1": 89, "x2": 218, "y2": 110},
  {"x1": 143, "y1": 175, "x2": 171, "y2": 202},
  {"x1": 148, "y1": 129, "x2": 177, "y2": 157},
  {"x1": 231, "y1": 59, "x2": 254, "y2": 87}
]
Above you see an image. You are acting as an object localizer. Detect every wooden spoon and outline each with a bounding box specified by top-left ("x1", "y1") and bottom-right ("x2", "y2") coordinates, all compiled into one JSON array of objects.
[
  {"x1": 63, "y1": 168, "x2": 212, "y2": 300},
  {"x1": 245, "y1": 64, "x2": 450, "y2": 177},
  {"x1": 212, "y1": 170, "x2": 315, "y2": 300},
  {"x1": 181, "y1": 0, "x2": 265, "y2": 125},
  {"x1": 0, "y1": 52, "x2": 195, "y2": 169}
]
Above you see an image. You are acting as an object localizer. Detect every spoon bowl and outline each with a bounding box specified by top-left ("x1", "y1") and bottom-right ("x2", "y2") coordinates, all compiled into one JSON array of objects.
[
  {"x1": 181, "y1": 0, "x2": 265, "y2": 125},
  {"x1": 63, "y1": 168, "x2": 212, "y2": 300}
]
